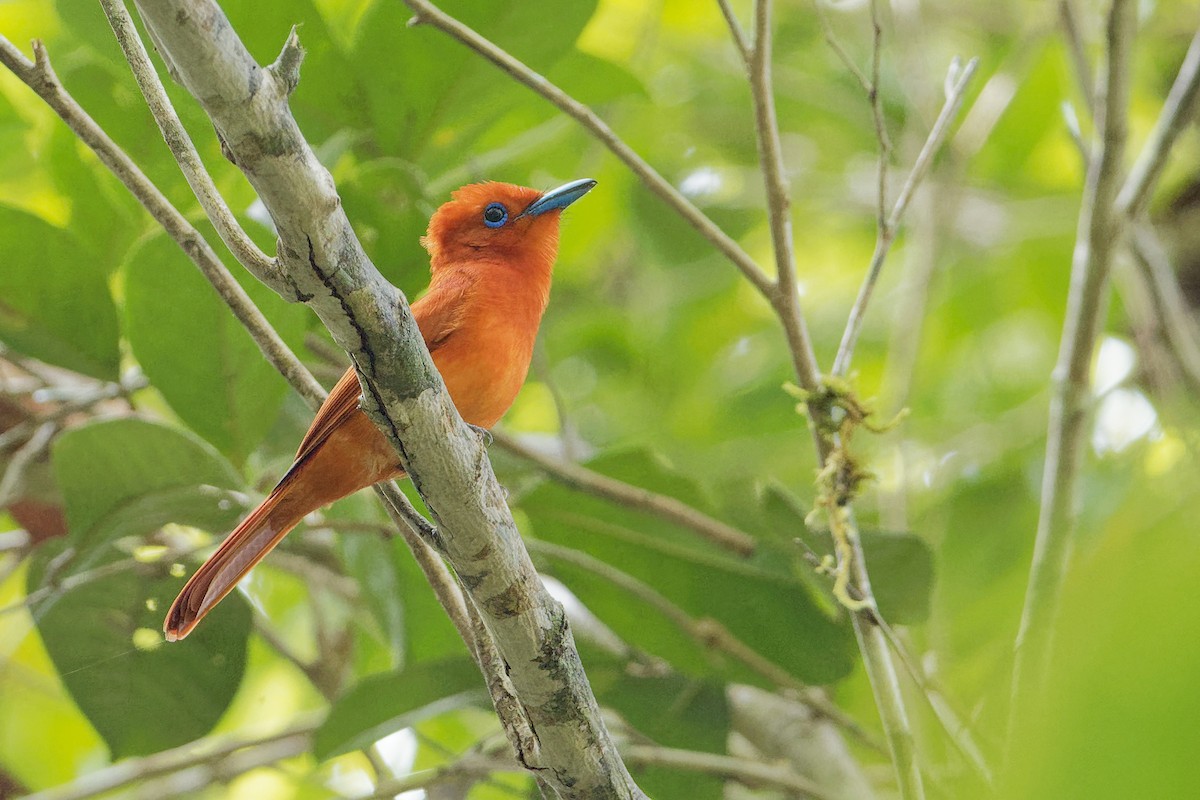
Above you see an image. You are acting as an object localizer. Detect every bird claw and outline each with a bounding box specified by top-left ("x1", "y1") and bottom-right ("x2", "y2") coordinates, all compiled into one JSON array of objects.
[{"x1": 469, "y1": 423, "x2": 493, "y2": 446}]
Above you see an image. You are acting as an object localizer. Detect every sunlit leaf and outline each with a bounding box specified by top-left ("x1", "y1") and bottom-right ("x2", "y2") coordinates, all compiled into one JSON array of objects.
[
  {"x1": 124, "y1": 231, "x2": 308, "y2": 463},
  {"x1": 27, "y1": 539, "x2": 251, "y2": 759},
  {"x1": 0, "y1": 206, "x2": 120, "y2": 380},
  {"x1": 51, "y1": 418, "x2": 244, "y2": 551},
  {"x1": 314, "y1": 657, "x2": 486, "y2": 760}
]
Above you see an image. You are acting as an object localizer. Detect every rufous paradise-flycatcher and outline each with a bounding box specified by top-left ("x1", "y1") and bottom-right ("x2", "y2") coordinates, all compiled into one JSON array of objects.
[{"x1": 164, "y1": 178, "x2": 596, "y2": 641}]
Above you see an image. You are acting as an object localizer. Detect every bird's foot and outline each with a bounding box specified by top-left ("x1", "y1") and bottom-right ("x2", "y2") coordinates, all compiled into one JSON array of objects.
[{"x1": 468, "y1": 423, "x2": 493, "y2": 446}]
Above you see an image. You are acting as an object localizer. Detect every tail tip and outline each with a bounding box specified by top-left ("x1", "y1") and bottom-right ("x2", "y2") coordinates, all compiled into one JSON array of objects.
[{"x1": 163, "y1": 607, "x2": 191, "y2": 642}]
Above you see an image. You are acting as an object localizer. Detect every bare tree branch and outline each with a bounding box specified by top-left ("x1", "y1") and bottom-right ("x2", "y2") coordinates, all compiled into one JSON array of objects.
[
  {"x1": 1059, "y1": 2, "x2": 1200, "y2": 394},
  {"x1": 493, "y1": 430, "x2": 757, "y2": 556},
  {"x1": 1010, "y1": 0, "x2": 1135, "y2": 749},
  {"x1": 730, "y1": 684, "x2": 879, "y2": 800},
  {"x1": 527, "y1": 537, "x2": 878, "y2": 749},
  {"x1": 1116, "y1": 28, "x2": 1200, "y2": 217},
  {"x1": 832, "y1": 57, "x2": 980, "y2": 377},
  {"x1": 1127, "y1": 224, "x2": 1200, "y2": 391},
  {"x1": 746, "y1": 0, "x2": 824, "y2": 394},
  {"x1": 96, "y1": 0, "x2": 282, "y2": 295},
  {"x1": 622, "y1": 744, "x2": 830, "y2": 799},
  {"x1": 716, "y1": 0, "x2": 752, "y2": 62},
  {"x1": 867, "y1": 0, "x2": 892, "y2": 230},
  {"x1": 1059, "y1": 0, "x2": 1096, "y2": 114},
  {"x1": 21, "y1": 717, "x2": 320, "y2": 800}
]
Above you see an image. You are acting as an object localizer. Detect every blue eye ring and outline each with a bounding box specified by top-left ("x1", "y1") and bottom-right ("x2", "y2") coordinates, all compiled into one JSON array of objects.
[{"x1": 483, "y1": 202, "x2": 508, "y2": 228}]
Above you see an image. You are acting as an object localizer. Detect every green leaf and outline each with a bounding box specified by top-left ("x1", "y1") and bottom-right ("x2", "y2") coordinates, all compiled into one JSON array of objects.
[
  {"x1": 547, "y1": 51, "x2": 647, "y2": 106},
  {"x1": 0, "y1": 206, "x2": 120, "y2": 380},
  {"x1": 314, "y1": 657, "x2": 486, "y2": 760},
  {"x1": 757, "y1": 484, "x2": 935, "y2": 624},
  {"x1": 46, "y1": 125, "x2": 140, "y2": 274},
  {"x1": 517, "y1": 449, "x2": 854, "y2": 685},
  {"x1": 594, "y1": 669, "x2": 727, "y2": 800},
  {"x1": 51, "y1": 418, "x2": 244, "y2": 551},
  {"x1": 123, "y1": 231, "x2": 308, "y2": 463},
  {"x1": 27, "y1": 539, "x2": 251, "y2": 759},
  {"x1": 394, "y1": 530, "x2": 470, "y2": 665},
  {"x1": 859, "y1": 530, "x2": 934, "y2": 624},
  {"x1": 334, "y1": 498, "x2": 406, "y2": 670}
]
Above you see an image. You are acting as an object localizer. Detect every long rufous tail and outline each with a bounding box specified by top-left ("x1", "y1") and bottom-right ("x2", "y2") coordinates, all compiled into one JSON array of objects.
[
  {"x1": 164, "y1": 369, "x2": 403, "y2": 641},
  {"x1": 163, "y1": 481, "x2": 311, "y2": 641}
]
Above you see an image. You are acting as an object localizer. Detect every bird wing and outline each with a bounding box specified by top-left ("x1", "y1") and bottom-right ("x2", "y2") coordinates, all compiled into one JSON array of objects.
[
  {"x1": 291, "y1": 366, "x2": 363, "y2": 464},
  {"x1": 290, "y1": 281, "x2": 472, "y2": 465}
]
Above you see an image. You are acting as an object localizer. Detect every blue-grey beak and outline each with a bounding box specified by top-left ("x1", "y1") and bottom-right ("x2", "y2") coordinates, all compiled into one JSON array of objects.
[{"x1": 518, "y1": 178, "x2": 597, "y2": 219}]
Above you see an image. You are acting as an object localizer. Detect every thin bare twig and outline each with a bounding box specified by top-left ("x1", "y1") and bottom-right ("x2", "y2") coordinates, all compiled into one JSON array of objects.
[
  {"x1": 493, "y1": 430, "x2": 757, "y2": 556},
  {"x1": 868, "y1": 0, "x2": 891, "y2": 230},
  {"x1": 623, "y1": 745, "x2": 831, "y2": 799},
  {"x1": 1, "y1": 544, "x2": 197, "y2": 618},
  {"x1": 529, "y1": 340, "x2": 583, "y2": 461},
  {"x1": 832, "y1": 57, "x2": 980, "y2": 377},
  {"x1": 373, "y1": 482, "x2": 473, "y2": 643},
  {"x1": 362, "y1": 751, "x2": 524, "y2": 800},
  {"x1": 1059, "y1": 0, "x2": 1096, "y2": 115},
  {"x1": 1127, "y1": 224, "x2": 1200, "y2": 391},
  {"x1": 812, "y1": 0, "x2": 872, "y2": 93},
  {"x1": 0, "y1": 422, "x2": 55, "y2": 509},
  {"x1": 22, "y1": 717, "x2": 320, "y2": 800},
  {"x1": 1058, "y1": 3, "x2": 1200, "y2": 395},
  {"x1": 874, "y1": 620, "x2": 994, "y2": 787},
  {"x1": 97, "y1": 0, "x2": 284, "y2": 295},
  {"x1": 812, "y1": 0, "x2": 893, "y2": 229},
  {"x1": 716, "y1": 0, "x2": 752, "y2": 62},
  {"x1": 746, "y1": 0, "x2": 824, "y2": 394},
  {"x1": 822, "y1": 511, "x2": 922, "y2": 797},
  {"x1": 1117, "y1": 28, "x2": 1200, "y2": 217},
  {"x1": 1010, "y1": 0, "x2": 1135, "y2": 749}
]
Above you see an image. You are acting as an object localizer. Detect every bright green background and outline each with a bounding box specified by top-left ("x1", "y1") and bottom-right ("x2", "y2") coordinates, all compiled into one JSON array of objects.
[{"x1": 2, "y1": 0, "x2": 1199, "y2": 797}]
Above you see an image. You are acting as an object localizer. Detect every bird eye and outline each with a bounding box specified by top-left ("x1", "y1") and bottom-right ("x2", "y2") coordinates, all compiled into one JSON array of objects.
[{"x1": 483, "y1": 203, "x2": 508, "y2": 228}]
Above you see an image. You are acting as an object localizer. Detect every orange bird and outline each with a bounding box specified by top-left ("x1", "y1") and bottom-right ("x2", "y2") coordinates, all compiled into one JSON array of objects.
[{"x1": 165, "y1": 178, "x2": 596, "y2": 641}]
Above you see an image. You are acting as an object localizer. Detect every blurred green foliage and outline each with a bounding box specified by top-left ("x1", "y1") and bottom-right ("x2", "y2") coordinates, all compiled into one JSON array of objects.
[{"x1": 1, "y1": 0, "x2": 1199, "y2": 798}]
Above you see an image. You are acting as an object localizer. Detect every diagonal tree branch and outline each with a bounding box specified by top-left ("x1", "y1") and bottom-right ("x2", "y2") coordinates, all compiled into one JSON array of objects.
[
  {"x1": 1116, "y1": 28, "x2": 1200, "y2": 218},
  {"x1": 832, "y1": 56, "x2": 980, "y2": 378},
  {"x1": 21, "y1": 717, "x2": 320, "y2": 800},
  {"x1": 527, "y1": 537, "x2": 880, "y2": 750},
  {"x1": 745, "y1": 0, "x2": 823, "y2": 393},
  {"x1": 103, "y1": 0, "x2": 643, "y2": 795},
  {"x1": 622, "y1": 745, "x2": 831, "y2": 799},
  {"x1": 1126, "y1": 224, "x2": 1200, "y2": 391},
  {"x1": 96, "y1": 0, "x2": 288, "y2": 298},
  {"x1": 1058, "y1": 6, "x2": 1200, "y2": 394},
  {"x1": 493, "y1": 430, "x2": 757, "y2": 556},
  {"x1": 1010, "y1": 0, "x2": 1135, "y2": 753}
]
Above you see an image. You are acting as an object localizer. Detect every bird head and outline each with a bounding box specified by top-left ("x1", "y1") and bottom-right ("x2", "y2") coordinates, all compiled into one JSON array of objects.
[{"x1": 421, "y1": 179, "x2": 596, "y2": 273}]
